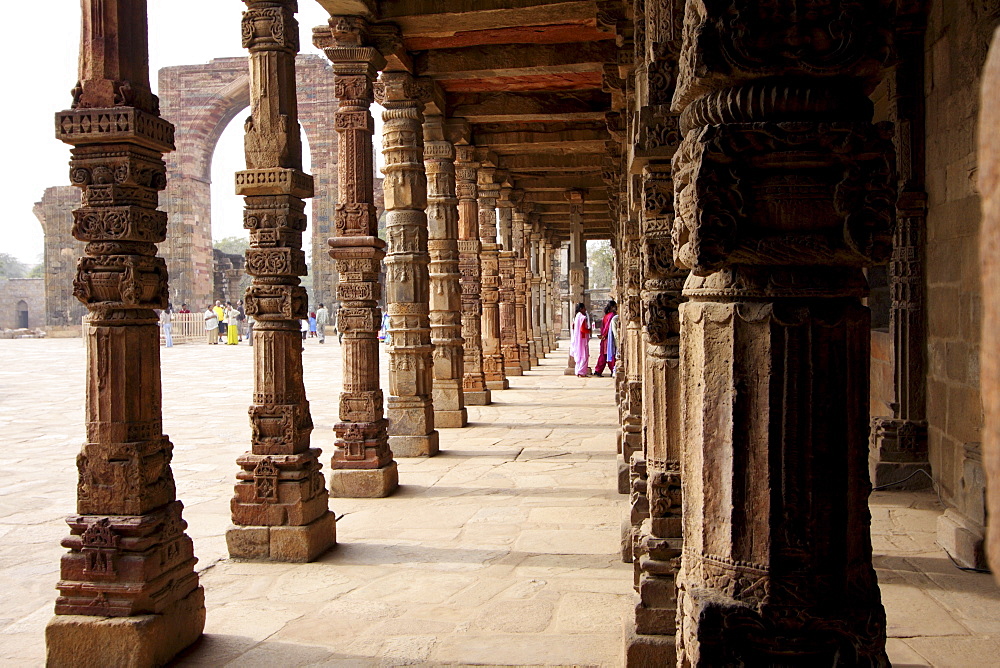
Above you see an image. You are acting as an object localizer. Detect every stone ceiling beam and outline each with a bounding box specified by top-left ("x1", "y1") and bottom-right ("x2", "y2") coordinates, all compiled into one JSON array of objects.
[
  {"x1": 498, "y1": 153, "x2": 605, "y2": 173},
  {"x1": 474, "y1": 127, "x2": 608, "y2": 155},
  {"x1": 414, "y1": 42, "x2": 615, "y2": 81},
  {"x1": 512, "y1": 174, "x2": 606, "y2": 190},
  {"x1": 447, "y1": 90, "x2": 610, "y2": 123},
  {"x1": 374, "y1": 1, "x2": 600, "y2": 36}
]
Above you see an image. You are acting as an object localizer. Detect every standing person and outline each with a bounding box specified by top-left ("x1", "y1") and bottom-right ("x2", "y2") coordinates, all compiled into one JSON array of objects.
[
  {"x1": 316, "y1": 303, "x2": 329, "y2": 343},
  {"x1": 593, "y1": 299, "x2": 617, "y2": 376},
  {"x1": 236, "y1": 299, "x2": 246, "y2": 342},
  {"x1": 378, "y1": 311, "x2": 390, "y2": 343},
  {"x1": 308, "y1": 310, "x2": 318, "y2": 338},
  {"x1": 160, "y1": 303, "x2": 174, "y2": 348},
  {"x1": 179, "y1": 303, "x2": 190, "y2": 314},
  {"x1": 204, "y1": 305, "x2": 219, "y2": 345},
  {"x1": 607, "y1": 309, "x2": 619, "y2": 371},
  {"x1": 226, "y1": 302, "x2": 240, "y2": 345},
  {"x1": 335, "y1": 305, "x2": 343, "y2": 343},
  {"x1": 213, "y1": 300, "x2": 226, "y2": 344},
  {"x1": 570, "y1": 302, "x2": 591, "y2": 377},
  {"x1": 300, "y1": 318, "x2": 309, "y2": 341},
  {"x1": 246, "y1": 312, "x2": 255, "y2": 347}
]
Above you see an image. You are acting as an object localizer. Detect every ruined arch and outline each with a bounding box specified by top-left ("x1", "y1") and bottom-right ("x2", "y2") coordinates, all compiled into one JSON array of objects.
[{"x1": 158, "y1": 54, "x2": 339, "y2": 310}]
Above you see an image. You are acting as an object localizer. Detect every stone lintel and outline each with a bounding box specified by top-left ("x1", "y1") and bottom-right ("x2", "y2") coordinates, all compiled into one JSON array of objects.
[
  {"x1": 226, "y1": 510, "x2": 337, "y2": 562},
  {"x1": 46, "y1": 587, "x2": 205, "y2": 668},
  {"x1": 328, "y1": 461, "x2": 399, "y2": 497}
]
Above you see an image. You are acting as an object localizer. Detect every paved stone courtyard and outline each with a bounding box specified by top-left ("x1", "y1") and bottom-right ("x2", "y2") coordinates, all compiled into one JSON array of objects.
[{"x1": 0, "y1": 337, "x2": 998, "y2": 666}]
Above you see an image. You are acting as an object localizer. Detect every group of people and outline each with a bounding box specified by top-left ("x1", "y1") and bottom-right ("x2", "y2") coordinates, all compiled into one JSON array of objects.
[
  {"x1": 569, "y1": 299, "x2": 618, "y2": 378},
  {"x1": 203, "y1": 300, "x2": 249, "y2": 345},
  {"x1": 300, "y1": 304, "x2": 339, "y2": 344}
]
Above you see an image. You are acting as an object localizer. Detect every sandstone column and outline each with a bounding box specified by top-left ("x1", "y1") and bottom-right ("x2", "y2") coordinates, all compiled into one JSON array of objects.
[
  {"x1": 529, "y1": 227, "x2": 547, "y2": 358},
  {"x1": 377, "y1": 72, "x2": 439, "y2": 457},
  {"x1": 498, "y1": 187, "x2": 523, "y2": 376},
  {"x1": 565, "y1": 201, "x2": 587, "y2": 374},
  {"x1": 548, "y1": 238, "x2": 561, "y2": 347},
  {"x1": 522, "y1": 215, "x2": 540, "y2": 366},
  {"x1": 478, "y1": 162, "x2": 509, "y2": 390},
  {"x1": 227, "y1": 0, "x2": 336, "y2": 562},
  {"x1": 315, "y1": 16, "x2": 397, "y2": 497},
  {"x1": 539, "y1": 239, "x2": 554, "y2": 353},
  {"x1": 424, "y1": 114, "x2": 467, "y2": 428},
  {"x1": 46, "y1": 1, "x2": 205, "y2": 664},
  {"x1": 512, "y1": 207, "x2": 532, "y2": 371},
  {"x1": 869, "y1": 5, "x2": 931, "y2": 489},
  {"x1": 455, "y1": 141, "x2": 491, "y2": 405},
  {"x1": 672, "y1": 3, "x2": 894, "y2": 662}
]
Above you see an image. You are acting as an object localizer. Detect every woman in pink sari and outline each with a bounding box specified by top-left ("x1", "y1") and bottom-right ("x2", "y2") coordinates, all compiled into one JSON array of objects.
[
  {"x1": 570, "y1": 302, "x2": 591, "y2": 377},
  {"x1": 593, "y1": 299, "x2": 617, "y2": 377}
]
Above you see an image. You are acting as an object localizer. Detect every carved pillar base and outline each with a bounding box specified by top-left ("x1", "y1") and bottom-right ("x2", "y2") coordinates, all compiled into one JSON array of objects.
[
  {"x1": 485, "y1": 378, "x2": 510, "y2": 391},
  {"x1": 46, "y1": 586, "x2": 206, "y2": 668},
  {"x1": 869, "y1": 417, "x2": 931, "y2": 489},
  {"x1": 623, "y1": 623, "x2": 677, "y2": 668},
  {"x1": 227, "y1": 511, "x2": 336, "y2": 562},
  {"x1": 463, "y1": 390, "x2": 492, "y2": 406},
  {"x1": 389, "y1": 429, "x2": 440, "y2": 457},
  {"x1": 328, "y1": 461, "x2": 399, "y2": 498},
  {"x1": 434, "y1": 406, "x2": 468, "y2": 429}
]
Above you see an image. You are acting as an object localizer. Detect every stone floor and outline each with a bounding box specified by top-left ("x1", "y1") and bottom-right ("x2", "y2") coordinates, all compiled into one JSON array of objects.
[{"x1": 0, "y1": 336, "x2": 998, "y2": 666}]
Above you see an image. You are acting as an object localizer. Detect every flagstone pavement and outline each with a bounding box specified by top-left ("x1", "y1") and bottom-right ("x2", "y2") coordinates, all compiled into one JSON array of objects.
[{"x1": 0, "y1": 336, "x2": 999, "y2": 666}]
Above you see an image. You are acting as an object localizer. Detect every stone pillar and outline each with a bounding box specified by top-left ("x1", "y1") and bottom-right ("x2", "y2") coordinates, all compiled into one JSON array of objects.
[
  {"x1": 548, "y1": 238, "x2": 562, "y2": 347},
  {"x1": 454, "y1": 142, "x2": 491, "y2": 405},
  {"x1": 498, "y1": 187, "x2": 523, "y2": 376},
  {"x1": 869, "y1": 7, "x2": 931, "y2": 490},
  {"x1": 513, "y1": 208, "x2": 533, "y2": 371},
  {"x1": 228, "y1": 0, "x2": 336, "y2": 562},
  {"x1": 46, "y1": 1, "x2": 205, "y2": 664},
  {"x1": 672, "y1": 3, "x2": 894, "y2": 663},
  {"x1": 478, "y1": 163, "x2": 509, "y2": 390},
  {"x1": 618, "y1": 231, "x2": 643, "y2": 496},
  {"x1": 424, "y1": 114, "x2": 467, "y2": 428},
  {"x1": 315, "y1": 16, "x2": 397, "y2": 498},
  {"x1": 376, "y1": 72, "x2": 439, "y2": 458},
  {"x1": 529, "y1": 228, "x2": 546, "y2": 359}
]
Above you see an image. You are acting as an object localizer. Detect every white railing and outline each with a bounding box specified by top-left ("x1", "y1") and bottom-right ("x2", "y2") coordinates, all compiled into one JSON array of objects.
[{"x1": 81, "y1": 311, "x2": 207, "y2": 345}]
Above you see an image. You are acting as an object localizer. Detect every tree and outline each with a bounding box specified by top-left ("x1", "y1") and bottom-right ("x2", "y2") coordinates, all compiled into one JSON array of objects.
[
  {"x1": 213, "y1": 236, "x2": 250, "y2": 256},
  {"x1": 588, "y1": 240, "x2": 614, "y2": 289},
  {"x1": 0, "y1": 253, "x2": 27, "y2": 279}
]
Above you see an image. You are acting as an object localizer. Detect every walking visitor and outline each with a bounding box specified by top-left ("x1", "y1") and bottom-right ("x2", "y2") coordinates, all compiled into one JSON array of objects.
[
  {"x1": 226, "y1": 302, "x2": 240, "y2": 345},
  {"x1": 593, "y1": 299, "x2": 617, "y2": 376},
  {"x1": 570, "y1": 302, "x2": 591, "y2": 377},
  {"x1": 204, "y1": 305, "x2": 219, "y2": 345},
  {"x1": 159, "y1": 304, "x2": 173, "y2": 348},
  {"x1": 316, "y1": 303, "x2": 329, "y2": 343}
]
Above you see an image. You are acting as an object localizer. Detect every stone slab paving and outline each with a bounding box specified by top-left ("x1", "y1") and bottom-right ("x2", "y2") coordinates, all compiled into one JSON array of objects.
[{"x1": 0, "y1": 337, "x2": 998, "y2": 666}]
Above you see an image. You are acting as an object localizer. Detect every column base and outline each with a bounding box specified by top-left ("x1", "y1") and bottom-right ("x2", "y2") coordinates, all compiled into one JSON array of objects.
[
  {"x1": 390, "y1": 431, "x2": 440, "y2": 457},
  {"x1": 870, "y1": 460, "x2": 932, "y2": 490},
  {"x1": 563, "y1": 367, "x2": 577, "y2": 376},
  {"x1": 505, "y1": 364, "x2": 524, "y2": 376},
  {"x1": 617, "y1": 454, "x2": 630, "y2": 494},
  {"x1": 486, "y1": 379, "x2": 509, "y2": 390},
  {"x1": 529, "y1": 354, "x2": 539, "y2": 366},
  {"x1": 226, "y1": 511, "x2": 337, "y2": 562},
  {"x1": 435, "y1": 408, "x2": 468, "y2": 428},
  {"x1": 464, "y1": 389, "x2": 492, "y2": 405},
  {"x1": 329, "y1": 461, "x2": 399, "y2": 498},
  {"x1": 621, "y1": 513, "x2": 635, "y2": 563},
  {"x1": 937, "y1": 508, "x2": 987, "y2": 569},
  {"x1": 46, "y1": 586, "x2": 205, "y2": 668},
  {"x1": 623, "y1": 620, "x2": 677, "y2": 668}
]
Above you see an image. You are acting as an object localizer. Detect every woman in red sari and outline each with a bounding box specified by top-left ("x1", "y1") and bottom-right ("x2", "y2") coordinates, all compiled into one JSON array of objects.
[{"x1": 593, "y1": 299, "x2": 617, "y2": 377}]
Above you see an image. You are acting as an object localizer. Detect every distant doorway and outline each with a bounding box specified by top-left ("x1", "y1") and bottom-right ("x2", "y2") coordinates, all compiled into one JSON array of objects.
[{"x1": 16, "y1": 300, "x2": 28, "y2": 329}]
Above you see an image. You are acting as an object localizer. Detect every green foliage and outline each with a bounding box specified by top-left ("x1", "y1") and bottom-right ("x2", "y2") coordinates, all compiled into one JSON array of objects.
[
  {"x1": 0, "y1": 253, "x2": 27, "y2": 279},
  {"x1": 26, "y1": 263, "x2": 44, "y2": 278},
  {"x1": 213, "y1": 236, "x2": 250, "y2": 256},
  {"x1": 588, "y1": 240, "x2": 614, "y2": 289}
]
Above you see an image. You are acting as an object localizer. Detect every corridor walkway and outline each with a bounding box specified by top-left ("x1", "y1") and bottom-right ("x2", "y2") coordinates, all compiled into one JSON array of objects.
[{"x1": 0, "y1": 337, "x2": 999, "y2": 665}]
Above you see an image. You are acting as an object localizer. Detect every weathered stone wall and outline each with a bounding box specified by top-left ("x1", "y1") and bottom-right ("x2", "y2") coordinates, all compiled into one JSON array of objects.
[
  {"x1": 925, "y1": 0, "x2": 1000, "y2": 566},
  {"x1": 158, "y1": 55, "x2": 339, "y2": 311},
  {"x1": 32, "y1": 186, "x2": 86, "y2": 327},
  {"x1": 0, "y1": 278, "x2": 45, "y2": 330}
]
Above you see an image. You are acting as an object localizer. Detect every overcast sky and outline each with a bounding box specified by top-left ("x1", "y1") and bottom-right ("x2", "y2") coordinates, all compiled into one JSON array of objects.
[{"x1": 2, "y1": 1, "x2": 345, "y2": 265}]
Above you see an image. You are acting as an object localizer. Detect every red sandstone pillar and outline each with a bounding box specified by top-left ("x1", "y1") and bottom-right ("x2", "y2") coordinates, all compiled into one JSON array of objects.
[{"x1": 46, "y1": 1, "x2": 205, "y2": 664}]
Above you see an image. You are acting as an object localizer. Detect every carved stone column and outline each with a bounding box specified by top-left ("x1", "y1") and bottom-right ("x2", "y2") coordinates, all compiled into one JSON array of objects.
[
  {"x1": 513, "y1": 208, "x2": 533, "y2": 371},
  {"x1": 548, "y1": 238, "x2": 562, "y2": 347},
  {"x1": 424, "y1": 114, "x2": 467, "y2": 428},
  {"x1": 870, "y1": 6, "x2": 931, "y2": 489},
  {"x1": 672, "y1": 3, "x2": 894, "y2": 663},
  {"x1": 46, "y1": 1, "x2": 205, "y2": 663},
  {"x1": 478, "y1": 163, "x2": 509, "y2": 390},
  {"x1": 565, "y1": 192, "x2": 588, "y2": 375},
  {"x1": 455, "y1": 142, "x2": 491, "y2": 405},
  {"x1": 376, "y1": 72, "x2": 438, "y2": 458},
  {"x1": 529, "y1": 227, "x2": 546, "y2": 360},
  {"x1": 498, "y1": 187, "x2": 523, "y2": 376},
  {"x1": 315, "y1": 16, "x2": 397, "y2": 497},
  {"x1": 228, "y1": 0, "x2": 336, "y2": 562}
]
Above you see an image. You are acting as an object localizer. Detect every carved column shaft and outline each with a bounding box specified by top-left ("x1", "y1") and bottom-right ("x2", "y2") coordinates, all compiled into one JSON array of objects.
[
  {"x1": 377, "y1": 72, "x2": 438, "y2": 457},
  {"x1": 672, "y1": 3, "x2": 894, "y2": 663},
  {"x1": 424, "y1": 114, "x2": 467, "y2": 428},
  {"x1": 529, "y1": 228, "x2": 546, "y2": 358},
  {"x1": 228, "y1": 0, "x2": 335, "y2": 563},
  {"x1": 316, "y1": 16, "x2": 397, "y2": 497},
  {"x1": 478, "y1": 165, "x2": 509, "y2": 390},
  {"x1": 455, "y1": 145, "x2": 491, "y2": 405},
  {"x1": 498, "y1": 190, "x2": 523, "y2": 376},
  {"x1": 48, "y1": 0, "x2": 205, "y2": 661},
  {"x1": 513, "y1": 208, "x2": 532, "y2": 370}
]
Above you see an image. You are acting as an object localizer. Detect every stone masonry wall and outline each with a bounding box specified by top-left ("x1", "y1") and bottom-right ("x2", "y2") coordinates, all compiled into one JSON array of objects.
[
  {"x1": 32, "y1": 186, "x2": 86, "y2": 327},
  {"x1": 0, "y1": 278, "x2": 45, "y2": 330},
  {"x1": 925, "y1": 0, "x2": 1000, "y2": 566}
]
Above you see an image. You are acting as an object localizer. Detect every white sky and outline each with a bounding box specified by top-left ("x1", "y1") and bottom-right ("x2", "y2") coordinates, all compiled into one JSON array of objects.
[{"x1": 1, "y1": 1, "x2": 355, "y2": 265}]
